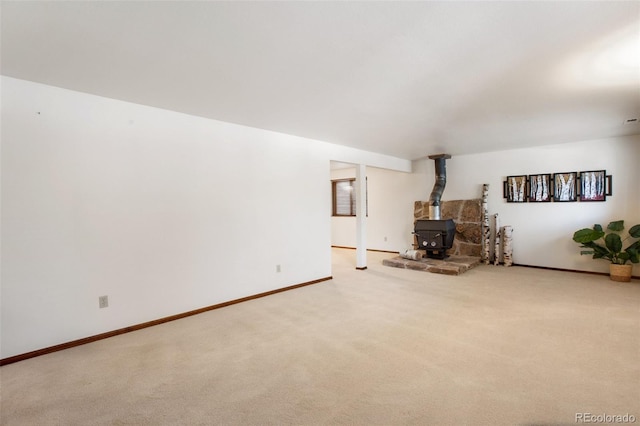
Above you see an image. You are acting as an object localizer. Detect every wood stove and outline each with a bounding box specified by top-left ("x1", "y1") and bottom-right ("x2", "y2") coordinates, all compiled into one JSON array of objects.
[
  {"x1": 414, "y1": 219, "x2": 456, "y2": 259},
  {"x1": 415, "y1": 153, "x2": 455, "y2": 259}
]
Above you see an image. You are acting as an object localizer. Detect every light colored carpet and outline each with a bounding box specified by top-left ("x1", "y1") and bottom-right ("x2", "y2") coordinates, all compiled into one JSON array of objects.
[{"x1": 1, "y1": 248, "x2": 639, "y2": 425}]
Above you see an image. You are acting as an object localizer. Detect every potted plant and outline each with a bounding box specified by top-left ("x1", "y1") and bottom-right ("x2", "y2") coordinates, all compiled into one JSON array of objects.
[{"x1": 572, "y1": 220, "x2": 640, "y2": 282}]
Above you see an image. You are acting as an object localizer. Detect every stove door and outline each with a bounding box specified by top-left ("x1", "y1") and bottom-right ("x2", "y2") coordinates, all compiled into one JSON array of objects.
[{"x1": 418, "y1": 231, "x2": 445, "y2": 249}]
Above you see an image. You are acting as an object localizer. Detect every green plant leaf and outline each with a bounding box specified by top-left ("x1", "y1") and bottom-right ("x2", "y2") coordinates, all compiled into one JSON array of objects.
[
  {"x1": 607, "y1": 220, "x2": 624, "y2": 232},
  {"x1": 594, "y1": 246, "x2": 609, "y2": 256},
  {"x1": 582, "y1": 242, "x2": 608, "y2": 256},
  {"x1": 605, "y1": 233, "x2": 622, "y2": 253},
  {"x1": 574, "y1": 220, "x2": 640, "y2": 264},
  {"x1": 586, "y1": 243, "x2": 609, "y2": 260},
  {"x1": 627, "y1": 240, "x2": 640, "y2": 251},
  {"x1": 626, "y1": 248, "x2": 639, "y2": 263},
  {"x1": 573, "y1": 228, "x2": 604, "y2": 243},
  {"x1": 628, "y1": 224, "x2": 640, "y2": 238}
]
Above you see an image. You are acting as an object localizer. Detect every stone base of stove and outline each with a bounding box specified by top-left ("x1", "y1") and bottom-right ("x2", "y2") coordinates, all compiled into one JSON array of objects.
[{"x1": 382, "y1": 255, "x2": 481, "y2": 276}]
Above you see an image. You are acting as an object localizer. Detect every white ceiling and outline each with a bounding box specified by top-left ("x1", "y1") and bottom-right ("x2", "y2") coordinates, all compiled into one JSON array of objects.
[{"x1": 2, "y1": 1, "x2": 639, "y2": 160}]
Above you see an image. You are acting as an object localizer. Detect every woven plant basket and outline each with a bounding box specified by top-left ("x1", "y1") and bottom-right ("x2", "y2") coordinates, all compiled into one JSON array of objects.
[{"x1": 609, "y1": 264, "x2": 632, "y2": 282}]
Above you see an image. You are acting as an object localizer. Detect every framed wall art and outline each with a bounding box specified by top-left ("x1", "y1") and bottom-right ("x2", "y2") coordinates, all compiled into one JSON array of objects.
[
  {"x1": 579, "y1": 170, "x2": 610, "y2": 202},
  {"x1": 504, "y1": 175, "x2": 527, "y2": 203},
  {"x1": 502, "y1": 169, "x2": 612, "y2": 203},
  {"x1": 528, "y1": 174, "x2": 552, "y2": 202},
  {"x1": 553, "y1": 172, "x2": 577, "y2": 202}
]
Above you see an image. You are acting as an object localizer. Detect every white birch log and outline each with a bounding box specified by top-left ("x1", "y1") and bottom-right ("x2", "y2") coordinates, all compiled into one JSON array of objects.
[
  {"x1": 503, "y1": 226, "x2": 513, "y2": 267},
  {"x1": 400, "y1": 249, "x2": 423, "y2": 261},
  {"x1": 494, "y1": 214, "x2": 501, "y2": 265},
  {"x1": 482, "y1": 184, "x2": 490, "y2": 264}
]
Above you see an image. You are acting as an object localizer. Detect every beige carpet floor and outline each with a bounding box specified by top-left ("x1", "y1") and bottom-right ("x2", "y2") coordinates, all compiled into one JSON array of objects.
[{"x1": 1, "y1": 248, "x2": 639, "y2": 426}]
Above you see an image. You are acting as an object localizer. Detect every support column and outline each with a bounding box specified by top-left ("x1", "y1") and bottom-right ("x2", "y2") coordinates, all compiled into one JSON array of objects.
[{"x1": 355, "y1": 164, "x2": 367, "y2": 270}]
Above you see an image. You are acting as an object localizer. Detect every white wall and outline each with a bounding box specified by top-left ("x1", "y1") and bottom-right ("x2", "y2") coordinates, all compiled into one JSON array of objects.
[
  {"x1": 418, "y1": 136, "x2": 640, "y2": 275},
  {"x1": 0, "y1": 77, "x2": 410, "y2": 358}
]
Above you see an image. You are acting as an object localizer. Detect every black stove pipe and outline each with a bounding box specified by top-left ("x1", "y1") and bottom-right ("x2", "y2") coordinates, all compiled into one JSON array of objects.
[{"x1": 428, "y1": 154, "x2": 451, "y2": 220}]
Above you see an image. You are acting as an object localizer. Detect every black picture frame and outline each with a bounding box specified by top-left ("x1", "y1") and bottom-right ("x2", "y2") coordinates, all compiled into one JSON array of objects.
[
  {"x1": 504, "y1": 175, "x2": 527, "y2": 202},
  {"x1": 528, "y1": 174, "x2": 552, "y2": 202},
  {"x1": 579, "y1": 170, "x2": 610, "y2": 201},
  {"x1": 553, "y1": 172, "x2": 577, "y2": 202}
]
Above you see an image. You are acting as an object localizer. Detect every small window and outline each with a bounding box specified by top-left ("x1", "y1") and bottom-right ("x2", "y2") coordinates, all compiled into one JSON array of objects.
[{"x1": 332, "y1": 178, "x2": 367, "y2": 216}]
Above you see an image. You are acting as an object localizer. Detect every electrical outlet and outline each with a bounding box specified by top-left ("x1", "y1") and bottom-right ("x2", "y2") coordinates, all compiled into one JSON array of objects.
[
  {"x1": 276, "y1": 264, "x2": 281, "y2": 273},
  {"x1": 384, "y1": 236, "x2": 387, "y2": 242},
  {"x1": 99, "y1": 295, "x2": 109, "y2": 309}
]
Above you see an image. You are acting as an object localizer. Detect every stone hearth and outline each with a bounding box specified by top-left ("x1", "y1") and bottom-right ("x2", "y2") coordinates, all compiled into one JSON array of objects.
[
  {"x1": 383, "y1": 197, "x2": 483, "y2": 275},
  {"x1": 382, "y1": 255, "x2": 481, "y2": 276}
]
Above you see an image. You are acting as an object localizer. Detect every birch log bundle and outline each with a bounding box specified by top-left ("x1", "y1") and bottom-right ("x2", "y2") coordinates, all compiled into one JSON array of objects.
[
  {"x1": 494, "y1": 214, "x2": 501, "y2": 265},
  {"x1": 503, "y1": 226, "x2": 513, "y2": 266},
  {"x1": 482, "y1": 184, "x2": 490, "y2": 265}
]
